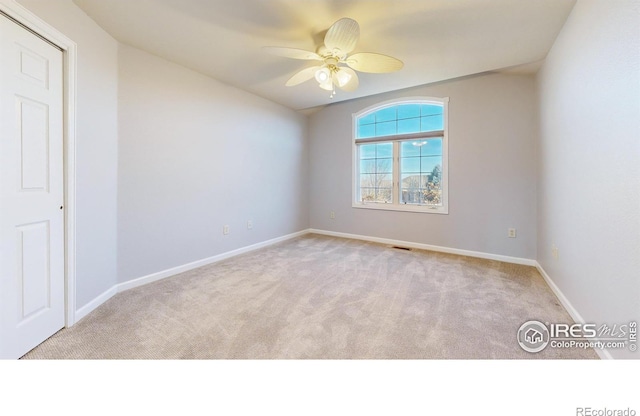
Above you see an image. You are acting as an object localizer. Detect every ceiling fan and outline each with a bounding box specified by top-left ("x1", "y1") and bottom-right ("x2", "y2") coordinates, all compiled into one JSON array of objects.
[{"x1": 264, "y1": 18, "x2": 404, "y2": 98}]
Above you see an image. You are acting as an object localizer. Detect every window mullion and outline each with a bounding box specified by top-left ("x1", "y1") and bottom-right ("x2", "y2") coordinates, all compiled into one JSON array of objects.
[{"x1": 393, "y1": 141, "x2": 399, "y2": 205}]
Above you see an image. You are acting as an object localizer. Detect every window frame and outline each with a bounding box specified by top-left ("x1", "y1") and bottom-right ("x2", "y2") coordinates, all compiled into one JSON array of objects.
[{"x1": 352, "y1": 97, "x2": 449, "y2": 214}]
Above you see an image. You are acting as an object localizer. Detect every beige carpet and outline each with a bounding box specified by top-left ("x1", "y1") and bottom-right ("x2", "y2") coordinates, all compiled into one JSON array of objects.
[{"x1": 22, "y1": 234, "x2": 598, "y2": 359}]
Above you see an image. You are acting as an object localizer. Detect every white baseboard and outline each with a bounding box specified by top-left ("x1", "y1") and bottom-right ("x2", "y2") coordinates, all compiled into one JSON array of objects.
[
  {"x1": 309, "y1": 228, "x2": 537, "y2": 266},
  {"x1": 74, "y1": 285, "x2": 117, "y2": 322},
  {"x1": 73, "y1": 229, "x2": 309, "y2": 323},
  {"x1": 535, "y1": 262, "x2": 612, "y2": 360},
  {"x1": 117, "y1": 229, "x2": 309, "y2": 293},
  {"x1": 534, "y1": 262, "x2": 584, "y2": 324}
]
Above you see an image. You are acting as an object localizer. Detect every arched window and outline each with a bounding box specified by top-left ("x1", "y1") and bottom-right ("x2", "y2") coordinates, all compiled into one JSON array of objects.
[{"x1": 353, "y1": 97, "x2": 448, "y2": 213}]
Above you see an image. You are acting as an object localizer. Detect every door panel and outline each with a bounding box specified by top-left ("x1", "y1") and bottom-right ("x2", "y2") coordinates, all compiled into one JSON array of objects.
[
  {"x1": 0, "y1": 14, "x2": 64, "y2": 359},
  {"x1": 18, "y1": 97, "x2": 50, "y2": 191},
  {"x1": 17, "y1": 221, "x2": 50, "y2": 321},
  {"x1": 18, "y1": 43, "x2": 50, "y2": 88}
]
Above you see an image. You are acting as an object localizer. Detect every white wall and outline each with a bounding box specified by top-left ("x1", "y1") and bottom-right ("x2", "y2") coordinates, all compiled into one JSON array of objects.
[
  {"x1": 537, "y1": 0, "x2": 640, "y2": 359},
  {"x1": 117, "y1": 44, "x2": 308, "y2": 283},
  {"x1": 16, "y1": 0, "x2": 119, "y2": 309},
  {"x1": 309, "y1": 73, "x2": 538, "y2": 260}
]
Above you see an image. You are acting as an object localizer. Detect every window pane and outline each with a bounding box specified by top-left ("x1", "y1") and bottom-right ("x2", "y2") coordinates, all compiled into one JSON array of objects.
[
  {"x1": 420, "y1": 174, "x2": 433, "y2": 187},
  {"x1": 358, "y1": 140, "x2": 395, "y2": 204},
  {"x1": 376, "y1": 188, "x2": 392, "y2": 203},
  {"x1": 359, "y1": 144, "x2": 376, "y2": 159},
  {"x1": 401, "y1": 174, "x2": 422, "y2": 188},
  {"x1": 358, "y1": 123, "x2": 375, "y2": 138},
  {"x1": 359, "y1": 174, "x2": 376, "y2": 188},
  {"x1": 376, "y1": 143, "x2": 392, "y2": 158},
  {"x1": 359, "y1": 113, "x2": 376, "y2": 125},
  {"x1": 400, "y1": 140, "x2": 424, "y2": 157},
  {"x1": 400, "y1": 188, "x2": 422, "y2": 204},
  {"x1": 421, "y1": 115, "x2": 443, "y2": 132},
  {"x1": 360, "y1": 187, "x2": 375, "y2": 202},
  {"x1": 420, "y1": 138, "x2": 442, "y2": 156},
  {"x1": 421, "y1": 104, "x2": 442, "y2": 116},
  {"x1": 421, "y1": 156, "x2": 442, "y2": 173},
  {"x1": 399, "y1": 144, "x2": 443, "y2": 205},
  {"x1": 360, "y1": 159, "x2": 376, "y2": 174},
  {"x1": 375, "y1": 107, "x2": 396, "y2": 122},
  {"x1": 397, "y1": 104, "x2": 421, "y2": 119},
  {"x1": 423, "y1": 179, "x2": 442, "y2": 205},
  {"x1": 401, "y1": 157, "x2": 420, "y2": 173},
  {"x1": 423, "y1": 169, "x2": 442, "y2": 206},
  {"x1": 427, "y1": 169, "x2": 442, "y2": 185},
  {"x1": 376, "y1": 158, "x2": 393, "y2": 174},
  {"x1": 357, "y1": 104, "x2": 444, "y2": 139},
  {"x1": 398, "y1": 117, "x2": 420, "y2": 134},
  {"x1": 377, "y1": 174, "x2": 393, "y2": 188},
  {"x1": 401, "y1": 187, "x2": 442, "y2": 205},
  {"x1": 376, "y1": 120, "x2": 396, "y2": 136}
]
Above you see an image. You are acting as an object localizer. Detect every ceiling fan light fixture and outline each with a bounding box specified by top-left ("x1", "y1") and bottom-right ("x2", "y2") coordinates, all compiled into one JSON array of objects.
[
  {"x1": 318, "y1": 79, "x2": 334, "y2": 91},
  {"x1": 334, "y1": 69, "x2": 352, "y2": 87},
  {"x1": 314, "y1": 67, "x2": 331, "y2": 83}
]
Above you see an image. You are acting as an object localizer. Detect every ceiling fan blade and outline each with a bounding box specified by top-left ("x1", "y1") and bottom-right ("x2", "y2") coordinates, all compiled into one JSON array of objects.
[
  {"x1": 324, "y1": 18, "x2": 360, "y2": 55},
  {"x1": 333, "y1": 67, "x2": 359, "y2": 92},
  {"x1": 285, "y1": 65, "x2": 323, "y2": 86},
  {"x1": 263, "y1": 46, "x2": 322, "y2": 61},
  {"x1": 346, "y1": 52, "x2": 404, "y2": 73}
]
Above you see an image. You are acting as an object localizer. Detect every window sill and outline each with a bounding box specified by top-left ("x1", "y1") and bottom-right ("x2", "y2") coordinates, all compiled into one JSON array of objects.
[{"x1": 352, "y1": 202, "x2": 448, "y2": 214}]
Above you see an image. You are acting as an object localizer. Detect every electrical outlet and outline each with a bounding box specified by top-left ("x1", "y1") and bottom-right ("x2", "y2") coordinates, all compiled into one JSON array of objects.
[
  {"x1": 508, "y1": 228, "x2": 517, "y2": 238},
  {"x1": 551, "y1": 244, "x2": 559, "y2": 260},
  {"x1": 330, "y1": 211, "x2": 335, "y2": 219},
  {"x1": 247, "y1": 220, "x2": 253, "y2": 230},
  {"x1": 223, "y1": 225, "x2": 230, "y2": 235}
]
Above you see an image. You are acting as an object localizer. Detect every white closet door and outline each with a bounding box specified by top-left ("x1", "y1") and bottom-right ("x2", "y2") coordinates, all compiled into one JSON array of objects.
[{"x1": 0, "y1": 14, "x2": 65, "y2": 359}]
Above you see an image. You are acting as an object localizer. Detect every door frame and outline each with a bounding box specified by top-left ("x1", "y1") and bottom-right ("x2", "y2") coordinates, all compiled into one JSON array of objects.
[{"x1": 0, "y1": 0, "x2": 78, "y2": 326}]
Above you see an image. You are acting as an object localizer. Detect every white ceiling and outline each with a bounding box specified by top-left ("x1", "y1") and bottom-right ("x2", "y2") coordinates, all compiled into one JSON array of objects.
[{"x1": 73, "y1": 0, "x2": 576, "y2": 111}]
